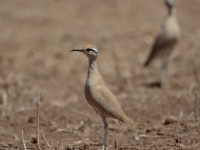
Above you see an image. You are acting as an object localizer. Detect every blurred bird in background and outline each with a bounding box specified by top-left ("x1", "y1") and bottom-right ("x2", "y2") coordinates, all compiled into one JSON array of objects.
[{"x1": 144, "y1": 0, "x2": 181, "y2": 89}]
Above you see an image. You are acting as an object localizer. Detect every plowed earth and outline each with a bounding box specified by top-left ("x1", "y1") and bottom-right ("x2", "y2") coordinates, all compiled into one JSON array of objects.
[{"x1": 0, "y1": 0, "x2": 200, "y2": 149}]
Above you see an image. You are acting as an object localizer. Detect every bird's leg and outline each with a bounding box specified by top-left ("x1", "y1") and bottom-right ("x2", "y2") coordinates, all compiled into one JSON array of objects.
[
  {"x1": 161, "y1": 54, "x2": 170, "y2": 90},
  {"x1": 101, "y1": 116, "x2": 108, "y2": 150}
]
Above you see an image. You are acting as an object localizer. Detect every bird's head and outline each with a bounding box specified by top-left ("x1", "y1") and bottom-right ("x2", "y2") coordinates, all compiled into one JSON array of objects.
[
  {"x1": 71, "y1": 44, "x2": 98, "y2": 60},
  {"x1": 165, "y1": 0, "x2": 179, "y2": 8}
]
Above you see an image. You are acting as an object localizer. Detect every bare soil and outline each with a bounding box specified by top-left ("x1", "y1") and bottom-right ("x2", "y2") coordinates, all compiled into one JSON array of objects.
[{"x1": 0, "y1": 0, "x2": 200, "y2": 149}]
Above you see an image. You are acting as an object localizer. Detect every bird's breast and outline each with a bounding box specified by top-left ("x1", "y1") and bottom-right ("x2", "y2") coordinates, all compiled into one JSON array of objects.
[
  {"x1": 163, "y1": 17, "x2": 180, "y2": 39},
  {"x1": 84, "y1": 81, "x2": 98, "y2": 107},
  {"x1": 84, "y1": 84, "x2": 93, "y2": 103}
]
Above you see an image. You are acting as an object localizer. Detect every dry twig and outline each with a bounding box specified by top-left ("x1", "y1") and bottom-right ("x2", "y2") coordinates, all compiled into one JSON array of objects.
[
  {"x1": 194, "y1": 91, "x2": 199, "y2": 122},
  {"x1": 0, "y1": 90, "x2": 7, "y2": 116},
  {"x1": 190, "y1": 44, "x2": 199, "y2": 122},
  {"x1": 36, "y1": 92, "x2": 45, "y2": 150},
  {"x1": 21, "y1": 130, "x2": 27, "y2": 150},
  {"x1": 191, "y1": 58, "x2": 200, "y2": 88},
  {"x1": 0, "y1": 142, "x2": 9, "y2": 148},
  {"x1": 175, "y1": 129, "x2": 182, "y2": 149},
  {"x1": 42, "y1": 133, "x2": 52, "y2": 148}
]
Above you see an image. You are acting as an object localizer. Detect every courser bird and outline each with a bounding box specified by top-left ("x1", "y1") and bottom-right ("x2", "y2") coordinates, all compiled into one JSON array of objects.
[
  {"x1": 71, "y1": 44, "x2": 133, "y2": 150},
  {"x1": 144, "y1": 0, "x2": 180, "y2": 89}
]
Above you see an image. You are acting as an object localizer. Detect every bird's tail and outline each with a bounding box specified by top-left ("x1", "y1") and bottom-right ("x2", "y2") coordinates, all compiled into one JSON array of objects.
[
  {"x1": 143, "y1": 53, "x2": 153, "y2": 67},
  {"x1": 144, "y1": 46, "x2": 159, "y2": 67},
  {"x1": 143, "y1": 58, "x2": 151, "y2": 67},
  {"x1": 122, "y1": 115, "x2": 134, "y2": 127}
]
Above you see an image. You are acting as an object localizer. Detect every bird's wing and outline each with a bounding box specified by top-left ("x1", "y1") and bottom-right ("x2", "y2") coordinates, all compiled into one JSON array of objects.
[
  {"x1": 144, "y1": 32, "x2": 172, "y2": 67},
  {"x1": 90, "y1": 82, "x2": 127, "y2": 121}
]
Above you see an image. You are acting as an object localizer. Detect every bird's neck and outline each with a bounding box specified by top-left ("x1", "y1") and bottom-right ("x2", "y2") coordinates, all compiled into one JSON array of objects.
[
  {"x1": 168, "y1": 7, "x2": 176, "y2": 16},
  {"x1": 87, "y1": 59, "x2": 100, "y2": 79}
]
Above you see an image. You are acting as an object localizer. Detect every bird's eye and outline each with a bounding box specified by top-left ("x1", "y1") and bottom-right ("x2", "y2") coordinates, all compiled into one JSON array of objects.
[
  {"x1": 85, "y1": 48, "x2": 97, "y2": 54},
  {"x1": 86, "y1": 48, "x2": 93, "y2": 52}
]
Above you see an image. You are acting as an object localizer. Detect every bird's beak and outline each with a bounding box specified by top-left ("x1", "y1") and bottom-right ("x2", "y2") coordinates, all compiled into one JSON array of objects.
[{"x1": 71, "y1": 49, "x2": 84, "y2": 52}]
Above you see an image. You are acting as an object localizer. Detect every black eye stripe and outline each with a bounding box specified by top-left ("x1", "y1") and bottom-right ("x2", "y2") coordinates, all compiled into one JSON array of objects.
[{"x1": 86, "y1": 48, "x2": 97, "y2": 53}]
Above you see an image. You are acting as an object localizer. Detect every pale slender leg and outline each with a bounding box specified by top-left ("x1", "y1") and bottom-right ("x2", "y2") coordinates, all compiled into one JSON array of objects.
[
  {"x1": 161, "y1": 53, "x2": 170, "y2": 90},
  {"x1": 101, "y1": 116, "x2": 108, "y2": 150}
]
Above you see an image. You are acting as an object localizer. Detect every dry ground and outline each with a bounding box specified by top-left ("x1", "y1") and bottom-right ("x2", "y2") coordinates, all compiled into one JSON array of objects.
[{"x1": 0, "y1": 0, "x2": 200, "y2": 149}]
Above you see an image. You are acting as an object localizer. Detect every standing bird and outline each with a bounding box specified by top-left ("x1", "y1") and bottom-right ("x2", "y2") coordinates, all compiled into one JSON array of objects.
[
  {"x1": 144, "y1": 0, "x2": 180, "y2": 89},
  {"x1": 71, "y1": 44, "x2": 133, "y2": 150}
]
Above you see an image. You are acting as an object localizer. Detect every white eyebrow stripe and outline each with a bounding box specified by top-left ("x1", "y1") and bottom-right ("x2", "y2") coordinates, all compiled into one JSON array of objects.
[
  {"x1": 92, "y1": 47, "x2": 98, "y2": 53},
  {"x1": 86, "y1": 47, "x2": 98, "y2": 53}
]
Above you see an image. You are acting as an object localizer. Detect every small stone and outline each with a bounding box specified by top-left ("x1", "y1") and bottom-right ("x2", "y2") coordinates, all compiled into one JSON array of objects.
[{"x1": 163, "y1": 116, "x2": 177, "y2": 125}]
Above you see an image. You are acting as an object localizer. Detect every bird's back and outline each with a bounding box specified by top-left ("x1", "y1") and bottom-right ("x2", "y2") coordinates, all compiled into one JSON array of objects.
[
  {"x1": 144, "y1": 13, "x2": 180, "y2": 67},
  {"x1": 84, "y1": 64, "x2": 133, "y2": 126}
]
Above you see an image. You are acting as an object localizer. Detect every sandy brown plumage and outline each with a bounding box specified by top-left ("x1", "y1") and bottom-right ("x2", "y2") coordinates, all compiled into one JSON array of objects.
[
  {"x1": 144, "y1": 12, "x2": 180, "y2": 67},
  {"x1": 71, "y1": 44, "x2": 133, "y2": 150},
  {"x1": 84, "y1": 61, "x2": 133, "y2": 126},
  {"x1": 144, "y1": 0, "x2": 180, "y2": 89}
]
